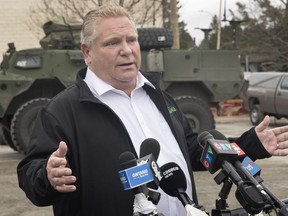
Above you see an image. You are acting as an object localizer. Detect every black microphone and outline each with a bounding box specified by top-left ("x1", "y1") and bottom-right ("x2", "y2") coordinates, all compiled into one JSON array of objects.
[
  {"x1": 159, "y1": 162, "x2": 194, "y2": 207},
  {"x1": 119, "y1": 151, "x2": 144, "y2": 194},
  {"x1": 159, "y1": 162, "x2": 209, "y2": 215},
  {"x1": 138, "y1": 138, "x2": 162, "y2": 204},
  {"x1": 209, "y1": 130, "x2": 272, "y2": 199},
  {"x1": 242, "y1": 156, "x2": 288, "y2": 216},
  {"x1": 138, "y1": 138, "x2": 162, "y2": 190},
  {"x1": 139, "y1": 138, "x2": 160, "y2": 161},
  {"x1": 197, "y1": 130, "x2": 239, "y2": 174},
  {"x1": 201, "y1": 130, "x2": 270, "y2": 214}
]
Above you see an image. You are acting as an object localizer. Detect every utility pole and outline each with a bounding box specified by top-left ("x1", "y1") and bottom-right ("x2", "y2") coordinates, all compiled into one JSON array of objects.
[
  {"x1": 170, "y1": 0, "x2": 180, "y2": 49},
  {"x1": 217, "y1": 0, "x2": 222, "y2": 50}
]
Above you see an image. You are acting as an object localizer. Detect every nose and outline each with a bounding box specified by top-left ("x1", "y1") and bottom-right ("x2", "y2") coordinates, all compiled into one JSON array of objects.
[{"x1": 120, "y1": 41, "x2": 132, "y2": 56}]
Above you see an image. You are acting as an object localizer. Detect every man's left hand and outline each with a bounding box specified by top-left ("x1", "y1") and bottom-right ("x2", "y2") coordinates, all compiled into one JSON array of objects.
[{"x1": 255, "y1": 115, "x2": 288, "y2": 156}]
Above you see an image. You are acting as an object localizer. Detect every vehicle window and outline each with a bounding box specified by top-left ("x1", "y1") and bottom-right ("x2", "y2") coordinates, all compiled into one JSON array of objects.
[
  {"x1": 15, "y1": 55, "x2": 41, "y2": 69},
  {"x1": 258, "y1": 77, "x2": 280, "y2": 88},
  {"x1": 280, "y1": 76, "x2": 288, "y2": 90}
]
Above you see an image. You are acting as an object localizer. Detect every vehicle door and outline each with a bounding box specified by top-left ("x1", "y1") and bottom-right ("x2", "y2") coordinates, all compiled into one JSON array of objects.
[{"x1": 275, "y1": 75, "x2": 288, "y2": 115}]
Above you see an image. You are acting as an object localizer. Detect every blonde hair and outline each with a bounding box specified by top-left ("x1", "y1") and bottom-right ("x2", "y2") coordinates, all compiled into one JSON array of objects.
[{"x1": 80, "y1": 4, "x2": 137, "y2": 48}]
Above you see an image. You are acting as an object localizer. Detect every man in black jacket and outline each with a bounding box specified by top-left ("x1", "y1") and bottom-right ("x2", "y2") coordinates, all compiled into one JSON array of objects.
[{"x1": 17, "y1": 4, "x2": 288, "y2": 216}]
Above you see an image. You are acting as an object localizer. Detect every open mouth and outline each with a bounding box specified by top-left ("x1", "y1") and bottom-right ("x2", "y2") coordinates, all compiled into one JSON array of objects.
[{"x1": 119, "y1": 62, "x2": 134, "y2": 67}]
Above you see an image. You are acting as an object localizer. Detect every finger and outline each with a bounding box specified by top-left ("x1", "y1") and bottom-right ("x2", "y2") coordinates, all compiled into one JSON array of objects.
[
  {"x1": 255, "y1": 115, "x2": 270, "y2": 133},
  {"x1": 48, "y1": 141, "x2": 68, "y2": 168},
  {"x1": 47, "y1": 154, "x2": 67, "y2": 168},
  {"x1": 272, "y1": 125, "x2": 288, "y2": 137},
  {"x1": 272, "y1": 148, "x2": 288, "y2": 156},
  {"x1": 51, "y1": 175, "x2": 77, "y2": 186},
  {"x1": 276, "y1": 141, "x2": 288, "y2": 150},
  {"x1": 55, "y1": 184, "x2": 77, "y2": 193},
  {"x1": 50, "y1": 167, "x2": 72, "y2": 177},
  {"x1": 50, "y1": 175, "x2": 77, "y2": 193},
  {"x1": 275, "y1": 132, "x2": 288, "y2": 144},
  {"x1": 54, "y1": 141, "x2": 68, "y2": 158}
]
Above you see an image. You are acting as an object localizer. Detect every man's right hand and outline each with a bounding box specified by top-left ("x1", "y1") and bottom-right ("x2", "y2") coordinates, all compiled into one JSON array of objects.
[{"x1": 46, "y1": 141, "x2": 77, "y2": 192}]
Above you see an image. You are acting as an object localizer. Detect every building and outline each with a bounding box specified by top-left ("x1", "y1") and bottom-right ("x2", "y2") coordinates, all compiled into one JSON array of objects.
[{"x1": 0, "y1": 0, "x2": 41, "y2": 61}]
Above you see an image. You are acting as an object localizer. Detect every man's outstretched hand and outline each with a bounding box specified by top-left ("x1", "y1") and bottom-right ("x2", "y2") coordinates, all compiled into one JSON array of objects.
[
  {"x1": 46, "y1": 141, "x2": 77, "y2": 192},
  {"x1": 255, "y1": 115, "x2": 288, "y2": 156}
]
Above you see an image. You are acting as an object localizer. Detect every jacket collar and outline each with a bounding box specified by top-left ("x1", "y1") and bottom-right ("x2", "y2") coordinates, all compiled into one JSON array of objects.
[{"x1": 76, "y1": 68, "x2": 163, "y2": 102}]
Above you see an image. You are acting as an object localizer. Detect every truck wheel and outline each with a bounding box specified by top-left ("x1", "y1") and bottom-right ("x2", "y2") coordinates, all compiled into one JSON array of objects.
[
  {"x1": 0, "y1": 127, "x2": 18, "y2": 151},
  {"x1": 175, "y1": 96, "x2": 215, "y2": 133},
  {"x1": 10, "y1": 98, "x2": 50, "y2": 154},
  {"x1": 250, "y1": 104, "x2": 264, "y2": 125},
  {"x1": 137, "y1": 28, "x2": 173, "y2": 50}
]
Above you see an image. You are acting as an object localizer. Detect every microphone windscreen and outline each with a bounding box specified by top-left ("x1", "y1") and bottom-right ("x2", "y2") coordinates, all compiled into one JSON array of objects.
[
  {"x1": 119, "y1": 151, "x2": 137, "y2": 169},
  {"x1": 139, "y1": 138, "x2": 160, "y2": 161},
  {"x1": 159, "y1": 162, "x2": 187, "y2": 197},
  {"x1": 197, "y1": 131, "x2": 213, "y2": 148},
  {"x1": 209, "y1": 129, "x2": 227, "y2": 140}
]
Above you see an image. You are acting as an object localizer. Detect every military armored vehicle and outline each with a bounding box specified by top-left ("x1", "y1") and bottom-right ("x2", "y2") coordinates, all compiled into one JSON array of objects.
[{"x1": 0, "y1": 20, "x2": 244, "y2": 154}]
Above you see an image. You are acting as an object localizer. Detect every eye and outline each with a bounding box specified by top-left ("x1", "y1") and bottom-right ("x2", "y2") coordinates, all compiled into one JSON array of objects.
[
  {"x1": 127, "y1": 37, "x2": 138, "y2": 44},
  {"x1": 105, "y1": 39, "x2": 119, "y2": 46}
]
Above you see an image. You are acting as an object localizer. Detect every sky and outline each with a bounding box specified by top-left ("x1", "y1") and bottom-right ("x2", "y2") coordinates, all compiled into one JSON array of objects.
[{"x1": 178, "y1": 0, "x2": 241, "y2": 45}]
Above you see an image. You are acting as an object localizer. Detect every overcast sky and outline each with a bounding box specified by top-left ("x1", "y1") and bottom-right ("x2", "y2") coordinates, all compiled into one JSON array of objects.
[{"x1": 178, "y1": 0, "x2": 241, "y2": 45}]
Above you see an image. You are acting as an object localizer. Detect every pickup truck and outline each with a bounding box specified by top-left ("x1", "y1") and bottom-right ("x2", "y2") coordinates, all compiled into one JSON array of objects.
[{"x1": 243, "y1": 72, "x2": 288, "y2": 125}]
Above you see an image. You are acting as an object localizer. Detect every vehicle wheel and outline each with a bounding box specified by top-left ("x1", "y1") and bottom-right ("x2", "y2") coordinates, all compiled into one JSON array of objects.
[
  {"x1": 250, "y1": 104, "x2": 264, "y2": 125},
  {"x1": 137, "y1": 28, "x2": 173, "y2": 50},
  {"x1": 0, "y1": 126, "x2": 18, "y2": 151},
  {"x1": 175, "y1": 96, "x2": 215, "y2": 133},
  {"x1": 11, "y1": 98, "x2": 50, "y2": 154}
]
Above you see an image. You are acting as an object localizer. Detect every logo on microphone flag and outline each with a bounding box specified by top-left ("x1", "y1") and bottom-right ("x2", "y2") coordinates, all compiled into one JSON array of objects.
[
  {"x1": 242, "y1": 156, "x2": 261, "y2": 176},
  {"x1": 119, "y1": 163, "x2": 154, "y2": 190}
]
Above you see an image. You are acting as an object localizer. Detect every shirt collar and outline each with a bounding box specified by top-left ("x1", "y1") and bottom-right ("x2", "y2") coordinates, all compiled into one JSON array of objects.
[{"x1": 84, "y1": 68, "x2": 155, "y2": 97}]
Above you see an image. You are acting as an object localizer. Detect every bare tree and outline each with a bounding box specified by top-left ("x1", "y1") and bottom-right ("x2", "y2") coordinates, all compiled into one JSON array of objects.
[{"x1": 28, "y1": 0, "x2": 163, "y2": 40}]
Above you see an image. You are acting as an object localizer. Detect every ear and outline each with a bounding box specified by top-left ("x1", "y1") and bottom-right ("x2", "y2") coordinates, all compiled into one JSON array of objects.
[{"x1": 81, "y1": 43, "x2": 91, "y2": 65}]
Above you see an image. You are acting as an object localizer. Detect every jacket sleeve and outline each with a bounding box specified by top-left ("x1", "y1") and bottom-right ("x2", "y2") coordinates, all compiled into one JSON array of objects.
[
  {"x1": 17, "y1": 108, "x2": 64, "y2": 206},
  {"x1": 182, "y1": 114, "x2": 208, "y2": 171},
  {"x1": 229, "y1": 127, "x2": 271, "y2": 161}
]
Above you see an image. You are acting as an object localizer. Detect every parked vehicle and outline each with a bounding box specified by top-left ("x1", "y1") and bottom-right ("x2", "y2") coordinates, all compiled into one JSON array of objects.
[
  {"x1": 243, "y1": 72, "x2": 288, "y2": 125},
  {"x1": 0, "y1": 20, "x2": 244, "y2": 154}
]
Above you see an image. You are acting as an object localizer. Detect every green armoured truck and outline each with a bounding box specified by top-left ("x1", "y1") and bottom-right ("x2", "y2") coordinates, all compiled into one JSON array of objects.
[{"x1": 0, "y1": 21, "x2": 244, "y2": 154}]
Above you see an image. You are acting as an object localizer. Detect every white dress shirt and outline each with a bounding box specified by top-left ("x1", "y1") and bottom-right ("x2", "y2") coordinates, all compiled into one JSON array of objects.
[{"x1": 84, "y1": 68, "x2": 193, "y2": 216}]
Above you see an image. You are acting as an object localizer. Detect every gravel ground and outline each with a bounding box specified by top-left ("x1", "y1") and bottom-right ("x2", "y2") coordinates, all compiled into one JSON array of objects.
[{"x1": 0, "y1": 114, "x2": 287, "y2": 216}]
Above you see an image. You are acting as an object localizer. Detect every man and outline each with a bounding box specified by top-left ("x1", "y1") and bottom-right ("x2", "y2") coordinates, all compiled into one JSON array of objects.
[{"x1": 17, "y1": 4, "x2": 288, "y2": 216}]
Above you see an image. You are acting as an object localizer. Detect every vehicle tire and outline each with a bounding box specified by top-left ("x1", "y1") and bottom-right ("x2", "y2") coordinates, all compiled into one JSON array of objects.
[
  {"x1": 175, "y1": 96, "x2": 215, "y2": 133},
  {"x1": 0, "y1": 126, "x2": 18, "y2": 151},
  {"x1": 10, "y1": 98, "x2": 50, "y2": 154},
  {"x1": 137, "y1": 28, "x2": 173, "y2": 50},
  {"x1": 250, "y1": 104, "x2": 264, "y2": 125}
]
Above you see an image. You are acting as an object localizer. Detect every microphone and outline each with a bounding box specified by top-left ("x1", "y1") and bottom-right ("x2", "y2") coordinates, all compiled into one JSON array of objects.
[
  {"x1": 159, "y1": 162, "x2": 208, "y2": 216},
  {"x1": 119, "y1": 151, "x2": 155, "y2": 190},
  {"x1": 242, "y1": 156, "x2": 288, "y2": 215},
  {"x1": 197, "y1": 130, "x2": 239, "y2": 174},
  {"x1": 204, "y1": 129, "x2": 270, "y2": 214},
  {"x1": 118, "y1": 151, "x2": 158, "y2": 215},
  {"x1": 139, "y1": 138, "x2": 160, "y2": 161},
  {"x1": 138, "y1": 138, "x2": 162, "y2": 205},
  {"x1": 138, "y1": 138, "x2": 162, "y2": 190}
]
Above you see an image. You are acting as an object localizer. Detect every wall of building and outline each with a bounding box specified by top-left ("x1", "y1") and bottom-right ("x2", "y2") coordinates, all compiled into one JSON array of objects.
[{"x1": 0, "y1": 0, "x2": 42, "y2": 61}]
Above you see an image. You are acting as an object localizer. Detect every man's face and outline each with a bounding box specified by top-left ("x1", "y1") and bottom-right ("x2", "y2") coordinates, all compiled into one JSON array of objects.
[{"x1": 82, "y1": 16, "x2": 141, "y2": 92}]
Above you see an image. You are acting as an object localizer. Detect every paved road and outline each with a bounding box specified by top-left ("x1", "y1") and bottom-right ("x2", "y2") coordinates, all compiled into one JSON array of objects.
[{"x1": 0, "y1": 114, "x2": 287, "y2": 216}]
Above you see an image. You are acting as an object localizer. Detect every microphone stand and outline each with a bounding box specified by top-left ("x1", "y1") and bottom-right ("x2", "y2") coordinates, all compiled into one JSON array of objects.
[
  {"x1": 211, "y1": 170, "x2": 248, "y2": 216},
  {"x1": 254, "y1": 175, "x2": 288, "y2": 216}
]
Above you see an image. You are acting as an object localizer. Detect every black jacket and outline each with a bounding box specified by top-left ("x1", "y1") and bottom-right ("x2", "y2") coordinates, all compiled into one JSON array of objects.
[{"x1": 17, "y1": 68, "x2": 270, "y2": 216}]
